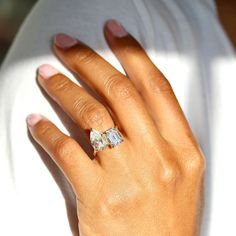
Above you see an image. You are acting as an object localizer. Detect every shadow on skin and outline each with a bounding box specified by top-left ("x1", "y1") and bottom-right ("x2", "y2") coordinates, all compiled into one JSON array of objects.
[
  {"x1": 27, "y1": 130, "x2": 80, "y2": 236},
  {"x1": 27, "y1": 75, "x2": 100, "y2": 236},
  {"x1": 3, "y1": 0, "x2": 222, "y2": 234}
]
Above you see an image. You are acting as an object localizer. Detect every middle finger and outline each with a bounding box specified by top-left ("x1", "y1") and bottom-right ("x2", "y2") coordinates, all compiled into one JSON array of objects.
[{"x1": 53, "y1": 33, "x2": 161, "y2": 143}]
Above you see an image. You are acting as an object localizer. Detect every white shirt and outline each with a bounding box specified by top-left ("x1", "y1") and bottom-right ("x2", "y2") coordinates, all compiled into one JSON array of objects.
[{"x1": 0, "y1": 0, "x2": 235, "y2": 235}]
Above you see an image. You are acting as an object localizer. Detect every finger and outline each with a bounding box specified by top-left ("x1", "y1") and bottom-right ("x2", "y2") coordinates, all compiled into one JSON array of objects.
[
  {"x1": 52, "y1": 33, "x2": 161, "y2": 144},
  {"x1": 104, "y1": 19, "x2": 195, "y2": 144},
  {"x1": 37, "y1": 64, "x2": 127, "y2": 168},
  {"x1": 26, "y1": 114, "x2": 101, "y2": 200}
]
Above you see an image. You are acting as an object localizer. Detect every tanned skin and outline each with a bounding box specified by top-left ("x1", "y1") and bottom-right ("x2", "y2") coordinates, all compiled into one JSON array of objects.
[
  {"x1": 27, "y1": 21, "x2": 205, "y2": 235},
  {"x1": 26, "y1": 1, "x2": 234, "y2": 235}
]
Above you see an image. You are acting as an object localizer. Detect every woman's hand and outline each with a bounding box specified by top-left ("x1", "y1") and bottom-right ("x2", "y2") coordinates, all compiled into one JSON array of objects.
[{"x1": 27, "y1": 20, "x2": 205, "y2": 236}]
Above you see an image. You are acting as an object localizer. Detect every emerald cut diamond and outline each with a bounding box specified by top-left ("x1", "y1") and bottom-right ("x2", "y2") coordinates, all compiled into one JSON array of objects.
[{"x1": 104, "y1": 128, "x2": 123, "y2": 148}]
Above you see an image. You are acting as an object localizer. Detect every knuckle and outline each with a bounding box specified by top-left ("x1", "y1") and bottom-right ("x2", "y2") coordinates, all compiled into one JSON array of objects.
[
  {"x1": 71, "y1": 97, "x2": 83, "y2": 110},
  {"x1": 160, "y1": 165, "x2": 180, "y2": 184},
  {"x1": 54, "y1": 137, "x2": 76, "y2": 157},
  {"x1": 146, "y1": 70, "x2": 172, "y2": 94},
  {"x1": 186, "y1": 154, "x2": 206, "y2": 174},
  {"x1": 102, "y1": 196, "x2": 124, "y2": 216},
  {"x1": 78, "y1": 101, "x2": 108, "y2": 127},
  {"x1": 86, "y1": 106, "x2": 108, "y2": 127},
  {"x1": 179, "y1": 144, "x2": 206, "y2": 175},
  {"x1": 74, "y1": 48, "x2": 97, "y2": 65},
  {"x1": 50, "y1": 75, "x2": 71, "y2": 93},
  {"x1": 104, "y1": 74, "x2": 137, "y2": 100},
  {"x1": 102, "y1": 190, "x2": 143, "y2": 216}
]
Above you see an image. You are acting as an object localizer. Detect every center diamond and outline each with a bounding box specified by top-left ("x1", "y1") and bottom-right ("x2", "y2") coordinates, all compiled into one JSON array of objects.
[{"x1": 104, "y1": 128, "x2": 123, "y2": 148}]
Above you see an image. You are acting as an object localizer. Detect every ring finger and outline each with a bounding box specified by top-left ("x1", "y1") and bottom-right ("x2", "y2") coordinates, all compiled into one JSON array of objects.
[
  {"x1": 53, "y1": 34, "x2": 162, "y2": 145},
  {"x1": 37, "y1": 64, "x2": 126, "y2": 167}
]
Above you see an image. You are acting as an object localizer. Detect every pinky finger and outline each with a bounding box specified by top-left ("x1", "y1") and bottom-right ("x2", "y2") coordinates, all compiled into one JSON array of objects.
[{"x1": 26, "y1": 113, "x2": 101, "y2": 200}]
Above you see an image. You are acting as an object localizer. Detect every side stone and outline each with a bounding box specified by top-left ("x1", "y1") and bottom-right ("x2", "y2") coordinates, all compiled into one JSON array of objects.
[{"x1": 90, "y1": 129, "x2": 107, "y2": 151}]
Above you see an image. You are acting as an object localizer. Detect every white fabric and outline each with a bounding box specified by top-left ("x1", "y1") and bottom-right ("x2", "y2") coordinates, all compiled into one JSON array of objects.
[{"x1": 0, "y1": 0, "x2": 235, "y2": 235}]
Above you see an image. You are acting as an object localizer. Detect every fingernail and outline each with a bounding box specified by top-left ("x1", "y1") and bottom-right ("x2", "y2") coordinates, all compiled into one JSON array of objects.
[
  {"x1": 38, "y1": 64, "x2": 59, "y2": 79},
  {"x1": 106, "y1": 19, "x2": 128, "y2": 38},
  {"x1": 54, "y1": 33, "x2": 78, "y2": 49},
  {"x1": 27, "y1": 114, "x2": 42, "y2": 126}
]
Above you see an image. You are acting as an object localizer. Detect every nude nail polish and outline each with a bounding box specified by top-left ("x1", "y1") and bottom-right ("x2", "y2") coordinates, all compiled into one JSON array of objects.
[
  {"x1": 38, "y1": 64, "x2": 59, "y2": 79},
  {"x1": 27, "y1": 114, "x2": 42, "y2": 126},
  {"x1": 54, "y1": 33, "x2": 78, "y2": 49},
  {"x1": 106, "y1": 19, "x2": 128, "y2": 38}
]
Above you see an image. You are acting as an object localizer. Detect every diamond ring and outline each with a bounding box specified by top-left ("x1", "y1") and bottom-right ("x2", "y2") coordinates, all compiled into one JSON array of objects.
[{"x1": 90, "y1": 127, "x2": 124, "y2": 154}]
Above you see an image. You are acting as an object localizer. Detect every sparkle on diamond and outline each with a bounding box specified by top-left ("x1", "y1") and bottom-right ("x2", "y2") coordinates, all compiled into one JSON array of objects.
[
  {"x1": 105, "y1": 128, "x2": 123, "y2": 148},
  {"x1": 90, "y1": 129, "x2": 107, "y2": 151}
]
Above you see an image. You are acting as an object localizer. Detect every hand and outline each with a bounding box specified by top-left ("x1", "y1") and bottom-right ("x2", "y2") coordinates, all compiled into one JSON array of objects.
[{"x1": 27, "y1": 19, "x2": 205, "y2": 236}]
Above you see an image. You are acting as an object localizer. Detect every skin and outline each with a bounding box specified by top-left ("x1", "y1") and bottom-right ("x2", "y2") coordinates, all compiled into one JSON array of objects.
[{"x1": 27, "y1": 21, "x2": 205, "y2": 235}]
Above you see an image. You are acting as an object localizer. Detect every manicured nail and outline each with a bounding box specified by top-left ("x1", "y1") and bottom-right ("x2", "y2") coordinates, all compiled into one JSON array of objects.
[
  {"x1": 27, "y1": 114, "x2": 42, "y2": 126},
  {"x1": 106, "y1": 19, "x2": 128, "y2": 38},
  {"x1": 54, "y1": 33, "x2": 78, "y2": 49},
  {"x1": 38, "y1": 64, "x2": 59, "y2": 79}
]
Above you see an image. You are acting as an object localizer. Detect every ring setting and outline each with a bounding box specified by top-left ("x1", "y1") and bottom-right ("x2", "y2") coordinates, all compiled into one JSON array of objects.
[{"x1": 90, "y1": 127, "x2": 123, "y2": 154}]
